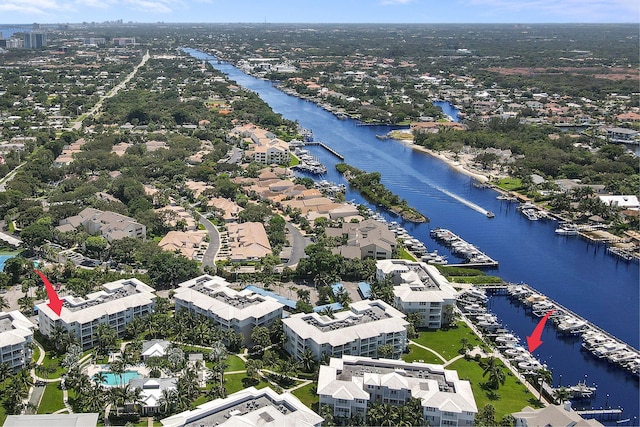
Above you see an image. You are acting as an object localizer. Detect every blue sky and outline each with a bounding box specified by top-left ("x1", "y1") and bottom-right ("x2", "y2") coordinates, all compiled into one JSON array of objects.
[{"x1": 1, "y1": 0, "x2": 638, "y2": 25}]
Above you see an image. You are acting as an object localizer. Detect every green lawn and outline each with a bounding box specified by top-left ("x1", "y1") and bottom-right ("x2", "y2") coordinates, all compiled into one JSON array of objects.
[
  {"x1": 402, "y1": 344, "x2": 445, "y2": 364},
  {"x1": 495, "y1": 178, "x2": 523, "y2": 192},
  {"x1": 289, "y1": 153, "x2": 300, "y2": 167},
  {"x1": 32, "y1": 344, "x2": 41, "y2": 364},
  {"x1": 397, "y1": 246, "x2": 417, "y2": 261},
  {"x1": 37, "y1": 383, "x2": 65, "y2": 414},
  {"x1": 0, "y1": 396, "x2": 6, "y2": 426},
  {"x1": 39, "y1": 354, "x2": 66, "y2": 379},
  {"x1": 225, "y1": 355, "x2": 246, "y2": 372},
  {"x1": 412, "y1": 322, "x2": 484, "y2": 361},
  {"x1": 291, "y1": 383, "x2": 318, "y2": 408},
  {"x1": 449, "y1": 358, "x2": 542, "y2": 421},
  {"x1": 224, "y1": 373, "x2": 270, "y2": 395}
]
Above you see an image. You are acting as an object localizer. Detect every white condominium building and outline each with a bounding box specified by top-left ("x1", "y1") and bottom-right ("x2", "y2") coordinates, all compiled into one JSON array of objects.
[
  {"x1": 37, "y1": 278, "x2": 156, "y2": 350},
  {"x1": 376, "y1": 259, "x2": 458, "y2": 329},
  {"x1": 161, "y1": 386, "x2": 323, "y2": 427},
  {"x1": 282, "y1": 299, "x2": 408, "y2": 362},
  {"x1": 173, "y1": 275, "x2": 284, "y2": 345},
  {"x1": 0, "y1": 311, "x2": 35, "y2": 371},
  {"x1": 318, "y1": 355, "x2": 477, "y2": 426}
]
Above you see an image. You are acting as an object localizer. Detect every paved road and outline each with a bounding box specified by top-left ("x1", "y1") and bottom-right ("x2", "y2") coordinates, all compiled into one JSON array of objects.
[
  {"x1": 0, "y1": 162, "x2": 25, "y2": 192},
  {"x1": 197, "y1": 212, "x2": 221, "y2": 271},
  {"x1": 285, "y1": 222, "x2": 310, "y2": 268},
  {"x1": 69, "y1": 50, "x2": 150, "y2": 131}
]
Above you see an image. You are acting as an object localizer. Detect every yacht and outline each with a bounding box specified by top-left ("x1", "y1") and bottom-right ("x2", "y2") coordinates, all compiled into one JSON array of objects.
[{"x1": 555, "y1": 223, "x2": 579, "y2": 236}]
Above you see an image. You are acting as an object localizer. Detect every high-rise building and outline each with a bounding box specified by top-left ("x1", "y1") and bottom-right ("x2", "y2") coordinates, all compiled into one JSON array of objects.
[{"x1": 24, "y1": 32, "x2": 47, "y2": 49}]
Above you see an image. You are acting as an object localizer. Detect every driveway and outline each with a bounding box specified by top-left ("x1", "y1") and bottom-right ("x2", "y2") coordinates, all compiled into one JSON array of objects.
[
  {"x1": 196, "y1": 212, "x2": 221, "y2": 271},
  {"x1": 285, "y1": 222, "x2": 310, "y2": 268}
]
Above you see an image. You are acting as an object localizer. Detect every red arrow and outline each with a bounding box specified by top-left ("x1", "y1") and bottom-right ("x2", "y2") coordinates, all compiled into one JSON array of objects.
[
  {"x1": 527, "y1": 309, "x2": 555, "y2": 353},
  {"x1": 35, "y1": 270, "x2": 63, "y2": 316}
]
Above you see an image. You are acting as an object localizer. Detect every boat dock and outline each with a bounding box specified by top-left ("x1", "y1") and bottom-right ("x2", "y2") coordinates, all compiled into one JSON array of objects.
[
  {"x1": 304, "y1": 141, "x2": 345, "y2": 160},
  {"x1": 484, "y1": 282, "x2": 640, "y2": 376},
  {"x1": 430, "y1": 228, "x2": 499, "y2": 268},
  {"x1": 576, "y1": 408, "x2": 624, "y2": 422}
]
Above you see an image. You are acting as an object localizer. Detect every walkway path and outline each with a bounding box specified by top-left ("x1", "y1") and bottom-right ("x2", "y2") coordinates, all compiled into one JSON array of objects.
[{"x1": 408, "y1": 340, "x2": 448, "y2": 364}]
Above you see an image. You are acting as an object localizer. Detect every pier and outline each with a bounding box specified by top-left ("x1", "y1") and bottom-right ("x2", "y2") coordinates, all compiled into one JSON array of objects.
[
  {"x1": 576, "y1": 408, "x2": 623, "y2": 421},
  {"x1": 430, "y1": 228, "x2": 498, "y2": 267},
  {"x1": 484, "y1": 282, "x2": 640, "y2": 376},
  {"x1": 304, "y1": 141, "x2": 345, "y2": 160}
]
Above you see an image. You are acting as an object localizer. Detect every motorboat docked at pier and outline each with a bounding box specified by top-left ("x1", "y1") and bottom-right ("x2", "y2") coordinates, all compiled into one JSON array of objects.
[{"x1": 555, "y1": 223, "x2": 579, "y2": 236}]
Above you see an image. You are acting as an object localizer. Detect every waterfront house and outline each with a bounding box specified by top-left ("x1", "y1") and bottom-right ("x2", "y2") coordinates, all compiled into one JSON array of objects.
[{"x1": 376, "y1": 259, "x2": 458, "y2": 329}]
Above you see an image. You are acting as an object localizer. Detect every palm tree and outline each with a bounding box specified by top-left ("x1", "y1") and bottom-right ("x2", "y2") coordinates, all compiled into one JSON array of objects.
[
  {"x1": 319, "y1": 306, "x2": 335, "y2": 319},
  {"x1": 379, "y1": 403, "x2": 399, "y2": 427},
  {"x1": 109, "y1": 358, "x2": 126, "y2": 388},
  {"x1": 93, "y1": 371, "x2": 107, "y2": 386},
  {"x1": 367, "y1": 402, "x2": 384, "y2": 427},
  {"x1": 300, "y1": 348, "x2": 316, "y2": 373},
  {"x1": 534, "y1": 368, "x2": 553, "y2": 402},
  {"x1": 158, "y1": 388, "x2": 177, "y2": 415},
  {"x1": 0, "y1": 362, "x2": 11, "y2": 383},
  {"x1": 320, "y1": 404, "x2": 336, "y2": 427},
  {"x1": 554, "y1": 386, "x2": 572, "y2": 404},
  {"x1": 482, "y1": 356, "x2": 506, "y2": 390}
]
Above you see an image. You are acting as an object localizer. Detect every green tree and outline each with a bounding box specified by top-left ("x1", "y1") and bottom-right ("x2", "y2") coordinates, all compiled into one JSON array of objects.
[
  {"x1": 377, "y1": 344, "x2": 394, "y2": 359},
  {"x1": 482, "y1": 356, "x2": 506, "y2": 390},
  {"x1": 94, "y1": 323, "x2": 118, "y2": 357},
  {"x1": 146, "y1": 251, "x2": 200, "y2": 289},
  {"x1": 475, "y1": 403, "x2": 496, "y2": 427}
]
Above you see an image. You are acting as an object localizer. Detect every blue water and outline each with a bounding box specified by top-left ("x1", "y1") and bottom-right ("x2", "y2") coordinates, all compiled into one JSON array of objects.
[
  {"x1": 0, "y1": 254, "x2": 15, "y2": 271},
  {"x1": 185, "y1": 48, "x2": 639, "y2": 422},
  {"x1": 0, "y1": 27, "x2": 29, "y2": 39},
  {"x1": 433, "y1": 100, "x2": 461, "y2": 122},
  {"x1": 95, "y1": 370, "x2": 141, "y2": 386}
]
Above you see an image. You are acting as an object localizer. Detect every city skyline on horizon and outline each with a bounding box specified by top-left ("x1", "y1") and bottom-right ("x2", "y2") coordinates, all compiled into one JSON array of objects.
[{"x1": 1, "y1": 0, "x2": 638, "y2": 25}]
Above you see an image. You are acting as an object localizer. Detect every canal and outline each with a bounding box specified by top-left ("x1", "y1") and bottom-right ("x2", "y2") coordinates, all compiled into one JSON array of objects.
[{"x1": 185, "y1": 48, "x2": 639, "y2": 423}]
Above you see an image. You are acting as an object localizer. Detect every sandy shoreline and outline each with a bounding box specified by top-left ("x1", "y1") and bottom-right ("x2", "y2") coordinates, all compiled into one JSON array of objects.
[{"x1": 394, "y1": 138, "x2": 492, "y2": 183}]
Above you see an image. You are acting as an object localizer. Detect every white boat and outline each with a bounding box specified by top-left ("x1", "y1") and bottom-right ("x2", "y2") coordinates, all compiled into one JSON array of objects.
[
  {"x1": 522, "y1": 208, "x2": 540, "y2": 221},
  {"x1": 592, "y1": 341, "x2": 627, "y2": 358},
  {"x1": 556, "y1": 223, "x2": 579, "y2": 236},
  {"x1": 566, "y1": 381, "x2": 597, "y2": 399},
  {"x1": 495, "y1": 334, "x2": 519, "y2": 345},
  {"x1": 557, "y1": 317, "x2": 588, "y2": 334}
]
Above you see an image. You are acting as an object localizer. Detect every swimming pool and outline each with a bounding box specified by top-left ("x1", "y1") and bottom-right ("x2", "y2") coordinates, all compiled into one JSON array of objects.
[
  {"x1": 94, "y1": 370, "x2": 142, "y2": 386},
  {"x1": 0, "y1": 254, "x2": 15, "y2": 272}
]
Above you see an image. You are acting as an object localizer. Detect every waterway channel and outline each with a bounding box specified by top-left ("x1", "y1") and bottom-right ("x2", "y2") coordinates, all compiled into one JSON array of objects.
[{"x1": 185, "y1": 48, "x2": 639, "y2": 423}]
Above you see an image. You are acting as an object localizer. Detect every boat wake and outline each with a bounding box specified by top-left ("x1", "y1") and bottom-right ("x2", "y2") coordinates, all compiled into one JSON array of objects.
[{"x1": 435, "y1": 186, "x2": 493, "y2": 217}]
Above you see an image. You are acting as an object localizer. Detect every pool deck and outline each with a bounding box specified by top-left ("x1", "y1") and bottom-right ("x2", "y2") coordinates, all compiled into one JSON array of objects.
[{"x1": 85, "y1": 364, "x2": 151, "y2": 384}]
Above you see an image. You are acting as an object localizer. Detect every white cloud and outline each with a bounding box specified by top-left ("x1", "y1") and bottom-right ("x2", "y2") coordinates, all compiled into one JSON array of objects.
[
  {"x1": 467, "y1": 0, "x2": 639, "y2": 21},
  {"x1": 0, "y1": 0, "x2": 71, "y2": 14},
  {"x1": 380, "y1": 0, "x2": 416, "y2": 5},
  {"x1": 123, "y1": 0, "x2": 184, "y2": 14}
]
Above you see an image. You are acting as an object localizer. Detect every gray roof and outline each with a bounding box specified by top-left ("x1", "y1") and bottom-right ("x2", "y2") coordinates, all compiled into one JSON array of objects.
[{"x1": 3, "y1": 413, "x2": 99, "y2": 427}]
